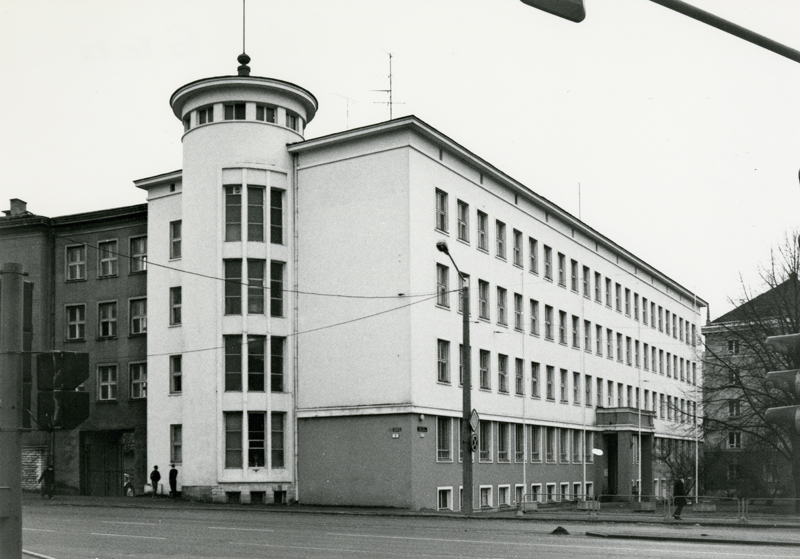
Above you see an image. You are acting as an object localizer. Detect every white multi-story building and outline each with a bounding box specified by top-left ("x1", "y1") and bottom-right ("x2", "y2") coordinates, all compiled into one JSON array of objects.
[{"x1": 139, "y1": 55, "x2": 705, "y2": 509}]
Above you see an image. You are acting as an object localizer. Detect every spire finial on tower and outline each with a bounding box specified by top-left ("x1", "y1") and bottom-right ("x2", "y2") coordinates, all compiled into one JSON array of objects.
[{"x1": 237, "y1": 0, "x2": 250, "y2": 76}]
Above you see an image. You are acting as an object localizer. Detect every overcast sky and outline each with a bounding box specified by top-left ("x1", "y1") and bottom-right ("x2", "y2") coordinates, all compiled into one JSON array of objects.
[{"x1": 1, "y1": 0, "x2": 798, "y2": 320}]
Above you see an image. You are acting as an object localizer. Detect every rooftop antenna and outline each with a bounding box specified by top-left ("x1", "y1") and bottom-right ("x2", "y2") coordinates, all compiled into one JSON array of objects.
[
  {"x1": 334, "y1": 93, "x2": 359, "y2": 130},
  {"x1": 237, "y1": 0, "x2": 251, "y2": 76},
  {"x1": 373, "y1": 53, "x2": 404, "y2": 120}
]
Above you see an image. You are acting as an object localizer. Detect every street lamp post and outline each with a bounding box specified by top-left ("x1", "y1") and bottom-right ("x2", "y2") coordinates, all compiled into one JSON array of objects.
[{"x1": 436, "y1": 241, "x2": 473, "y2": 514}]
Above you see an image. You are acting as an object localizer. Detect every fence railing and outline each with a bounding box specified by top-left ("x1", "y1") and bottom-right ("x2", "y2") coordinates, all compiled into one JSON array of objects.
[{"x1": 743, "y1": 498, "x2": 800, "y2": 521}]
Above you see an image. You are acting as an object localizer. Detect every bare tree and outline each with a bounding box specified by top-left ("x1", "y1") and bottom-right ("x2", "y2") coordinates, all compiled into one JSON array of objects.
[{"x1": 701, "y1": 233, "x2": 800, "y2": 503}]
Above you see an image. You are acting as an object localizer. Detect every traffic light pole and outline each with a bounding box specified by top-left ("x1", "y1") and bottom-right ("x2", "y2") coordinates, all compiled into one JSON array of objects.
[{"x1": 0, "y1": 262, "x2": 25, "y2": 559}]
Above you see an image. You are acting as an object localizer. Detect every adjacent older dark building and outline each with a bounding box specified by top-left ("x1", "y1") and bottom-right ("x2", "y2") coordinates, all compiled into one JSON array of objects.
[{"x1": 0, "y1": 199, "x2": 148, "y2": 495}]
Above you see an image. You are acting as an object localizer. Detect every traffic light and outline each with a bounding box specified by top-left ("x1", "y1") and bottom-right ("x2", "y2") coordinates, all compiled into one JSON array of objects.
[
  {"x1": 765, "y1": 334, "x2": 800, "y2": 434},
  {"x1": 519, "y1": 0, "x2": 586, "y2": 23},
  {"x1": 36, "y1": 351, "x2": 90, "y2": 430}
]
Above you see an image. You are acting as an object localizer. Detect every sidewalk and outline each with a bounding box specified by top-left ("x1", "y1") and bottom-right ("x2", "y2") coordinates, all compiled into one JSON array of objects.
[{"x1": 22, "y1": 492, "x2": 800, "y2": 547}]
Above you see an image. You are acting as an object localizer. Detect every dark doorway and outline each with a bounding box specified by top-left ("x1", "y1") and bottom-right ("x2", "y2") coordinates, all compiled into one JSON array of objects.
[
  {"x1": 604, "y1": 433, "x2": 618, "y2": 496},
  {"x1": 81, "y1": 431, "x2": 134, "y2": 496}
]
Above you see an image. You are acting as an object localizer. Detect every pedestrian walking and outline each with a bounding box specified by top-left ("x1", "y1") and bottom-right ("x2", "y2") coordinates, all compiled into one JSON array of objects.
[
  {"x1": 672, "y1": 478, "x2": 687, "y2": 520},
  {"x1": 150, "y1": 465, "x2": 161, "y2": 497},
  {"x1": 169, "y1": 464, "x2": 178, "y2": 498},
  {"x1": 38, "y1": 465, "x2": 54, "y2": 499}
]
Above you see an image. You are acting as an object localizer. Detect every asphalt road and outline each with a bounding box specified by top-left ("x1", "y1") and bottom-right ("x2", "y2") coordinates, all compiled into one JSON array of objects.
[{"x1": 23, "y1": 505, "x2": 799, "y2": 559}]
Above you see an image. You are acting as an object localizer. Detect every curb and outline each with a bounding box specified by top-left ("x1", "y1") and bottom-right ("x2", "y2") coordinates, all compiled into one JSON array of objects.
[{"x1": 585, "y1": 531, "x2": 800, "y2": 547}]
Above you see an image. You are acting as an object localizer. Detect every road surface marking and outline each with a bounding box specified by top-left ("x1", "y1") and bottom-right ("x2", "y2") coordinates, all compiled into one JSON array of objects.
[
  {"x1": 91, "y1": 532, "x2": 166, "y2": 540},
  {"x1": 101, "y1": 521, "x2": 158, "y2": 526},
  {"x1": 22, "y1": 528, "x2": 56, "y2": 533},
  {"x1": 209, "y1": 526, "x2": 275, "y2": 533}
]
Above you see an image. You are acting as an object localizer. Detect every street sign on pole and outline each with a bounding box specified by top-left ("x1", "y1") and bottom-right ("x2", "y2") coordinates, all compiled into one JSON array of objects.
[{"x1": 470, "y1": 409, "x2": 480, "y2": 433}]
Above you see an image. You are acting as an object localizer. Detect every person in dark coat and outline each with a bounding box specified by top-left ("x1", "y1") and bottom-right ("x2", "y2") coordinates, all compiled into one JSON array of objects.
[
  {"x1": 169, "y1": 464, "x2": 178, "y2": 498},
  {"x1": 149, "y1": 465, "x2": 161, "y2": 498},
  {"x1": 673, "y1": 478, "x2": 687, "y2": 519},
  {"x1": 38, "y1": 465, "x2": 54, "y2": 499}
]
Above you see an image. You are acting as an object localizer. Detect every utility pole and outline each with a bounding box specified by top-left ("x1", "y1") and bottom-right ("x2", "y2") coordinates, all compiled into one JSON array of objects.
[{"x1": 0, "y1": 262, "x2": 25, "y2": 559}]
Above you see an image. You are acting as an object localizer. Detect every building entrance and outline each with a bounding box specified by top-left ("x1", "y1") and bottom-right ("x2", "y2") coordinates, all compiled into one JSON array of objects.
[{"x1": 81, "y1": 431, "x2": 135, "y2": 496}]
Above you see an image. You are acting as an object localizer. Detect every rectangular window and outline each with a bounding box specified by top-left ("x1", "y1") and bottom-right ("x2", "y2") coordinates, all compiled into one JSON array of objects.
[
  {"x1": 544, "y1": 305, "x2": 553, "y2": 340},
  {"x1": 248, "y1": 412, "x2": 266, "y2": 467},
  {"x1": 513, "y1": 229, "x2": 523, "y2": 266},
  {"x1": 270, "y1": 189, "x2": 284, "y2": 244},
  {"x1": 256, "y1": 104, "x2": 276, "y2": 123},
  {"x1": 170, "y1": 425, "x2": 182, "y2": 463},
  {"x1": 530, "y1": 425, "x2": 541, "y2": 461},
  {"x1": 66, "y1": 304, "x2": 86, "y2": 340},
  {"x1": 198, "y1": 106, "x2": 213, "y2": 124},
  {"x1": 479, "y1": 420, "x2": 492, "y2": 461},
  {"x1": 560, "y1": 369, "x2": 568, "y2": 403},
  {"x1": 98, "y1": 364, "x2": 117, "y2": 401},
  {"x1": 438, "y1": 488, "x2": 453, "y2": 511},
  {"x1": 98, "y1": 302, "x2": 117, "y2": 338},
  {"x1": 224, "y1": 260, "x2": 242, "y2": 315},
  {"x1": 584, "y1": 319, "x2": 591, "y2": 350},
  {"x1": 529, "y1": 237, "x2": 538, "y2": 274},
  {"x1": 477, "y1": 211, "x2": 488, "y2": 251},
  {"x1": 478, "y1": 280, "x2": 490, "y2": 320},
  {"x1": 585, "y1": 374, "x2": 592, "y2": 406},
  {"x1": 531, "y1": 362, "x2": 540, "y2": 398},
  {"x1": 169, "y1": 220, "x2": 182, "y2": 259},
  {"x1": 643, "y1": 297, "x2": 649, "y2": 324},
  {"x1": 498, "y1": 354, "x2": 508, "y2": 393},
  {"x1": 572, "y1": 315, "x2": 579, "y2": 348},
  {"x1": 573, "y1": 372, "x2": 581, "y2": 404},
  {"x1": 543, "y1": 245, "x2": 552, "y2": 280},
  {"x1": 435, "y1": 189, "x2": 448, "y2": 232},
  {"x1": 608, "y1": 380, "x2": 614, "y2": 407},
  {"x1": 616, "y1": 333, "x2": 623, "y2": 362},
  {"x1": 497, "y1": 287, "x2": 507, "y2": 325},
  {"x1": 457, "y1": 200, "x2": 469, "y2": 242},
  {"x1": 435, "y1": 417, "x2": 453, "y2": 462},
  {"x1": 615, "y1": 283, "x2": 621, "y2": 312},
  {"x1": 557, "y1": 253, "x2": 566, "y2": 286},
  {"x1": 247, "y1": 259, "x2": 265, "y2": 314},
  {"x1": 605, "y1": 278, "x2": 612, "y2": 307},
  {"x1": 530, "y1": 299, "x2": 539, "y2": 336},
  {"x1": 437, "y1": 339, "x2": 450, "y2": 383},
  {"x1": 479, "y1": 349, "x2": 491, "y2": 390},
  {"x1": 247, "y1": 186, "x2": 265, "y2": 242},
  {"x1": 514, "y1": 293, "x2": 524, "y2": 330},
  {"x1": 558, "y1": 311, "x2": 567, "y2": 344},
  {"x1": 573, "y1": 430, "x2": 583, "y2": 463},
  {"x1": 286, "y1": 112, "x2": 299, "y2": 131},
  {"x1": 129, "y1": 298, "x2": 146, "y2": 335},
  {"x1": 634, "y1": 293, "x2": 639, "y2": 320},
  {"x1": 270, "y1": 261, "x2": 285, "y2": 317},
  {"x1": 570, "y1": 259, "x2": 578, "y2": 291},
  {"x1": 130, "y1": 363, "x2": 147, "y2": 399},
  {"x1": 98, "y1": 240, "x2": 118, "y2": 277},
  {"x1": 170, "y1": 355, "x2": 182, "y2": 394},
  {"x1": 496, "y1": 220, "x2": 506, "y2": 259},
  {"x1": 224, "y1": 103, "x2": 246, "y2": 120},
  {"x1": 271, "y1": 337, "x2": 285, "y2": 392},
  {"x1": 224, "y1": 335, "x2": 242, "y2": 391},
  {"x1": 169, "y1": 286, "x2": 182, "y2": 325},
  {"x1": 625, "y1": 288, "x2": 631, "y2": 316},
  {"x1": 66, "y1": 245, "x2": 86, "y2": 281},
  {"x1": 224, "y1": 412, "x2": 243, "y2": 468},
  {"x1": 248, "y1": 335, "x2": 266, "y2": 392},
  {"x1": 480, "y1": 486, "x2": 493, "y2": 508},
  {"x1": 728, "y1": 431, "x2": 742, "y2": 449},
  {"x1": 546, "y1": 427, "x2": 556, "y2": 462},
  {"x1": 498, "y1": 423, "x2": 510, "y2": 462},
  {"x1": 515, "y1": 424, "x2": 525, "y2": 462},
  {"x1": 560, "y1": 428, "x2": 569, "y2": 462},
  {"x1": 596, "y1": 377, "x2": 603, "y2": 408},
  {"x1": 130, "y1": 236, "x2": 147, "y2": 273},
  {"x1": 546, "y1": 366, "x2": 554, "y2": 400},
  {"x1": 515, "y1": 358, "x2": 524, "y2": 396},
  {"x1": 436, "y1": 264, "x2": 450, "y2": 308},
  {"x1": 225, "y1": 185, "x2": 242, "y2": 241},
  {"x1": 594, "y1": 272, "x2": 601, "y2": 302},
  {"x1": 582, "y1": 265, "x2": 590, "y2": 297}
]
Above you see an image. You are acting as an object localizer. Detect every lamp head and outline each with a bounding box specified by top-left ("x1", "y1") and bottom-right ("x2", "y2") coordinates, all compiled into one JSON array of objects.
[{"x1": 436, "y1": 241, "x2": 450, "y2": 255}]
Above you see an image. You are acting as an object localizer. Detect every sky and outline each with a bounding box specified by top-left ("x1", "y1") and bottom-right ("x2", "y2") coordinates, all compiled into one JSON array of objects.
[{"x1": 1, "y1": 0, "x2": 798, "y2": 320}]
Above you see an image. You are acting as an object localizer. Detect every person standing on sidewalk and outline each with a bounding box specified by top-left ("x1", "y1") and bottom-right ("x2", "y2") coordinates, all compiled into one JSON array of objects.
[
  {"x1": 150, "y1": 465, "x2": 161, "y2": 498},
  {"x1": 672, "y1": 478, "x2": 687, "y2": 520},
  {"x1": 38, "y1": 465, "x2": 54, "y2": 499},
  {"x1": 169, "y1": 464, "x2": 178, "y2": 498}
]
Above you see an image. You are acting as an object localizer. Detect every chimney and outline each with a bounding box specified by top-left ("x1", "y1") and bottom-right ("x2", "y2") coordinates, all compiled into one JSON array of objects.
[{"x1": 3, "y1": 198, "x2": 28, "y2": 217}]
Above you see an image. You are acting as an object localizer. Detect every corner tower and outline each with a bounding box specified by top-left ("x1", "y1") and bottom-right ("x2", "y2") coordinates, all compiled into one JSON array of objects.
[{"x1": 141, "y1": 55, "x2": 316, "y2": 503}]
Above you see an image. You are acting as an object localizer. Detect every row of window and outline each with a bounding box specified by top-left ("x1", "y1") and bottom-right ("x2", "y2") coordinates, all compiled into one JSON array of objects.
[
  {"x1": 65, "y1": 299, "x2": 147, "y2": 340},
  {"x1": 434, "y1": 189, "x2": 697, "y2": 346},
  {"x1": 437, "y1": 481, "x2": 596, "y2": 511},
  {"x1": 224, "y1": 259, "x2": 284, "y2": 317},
  {"x1": 436, "y1": 418, "x2": 597, "y2": 465},
  {"x1": 95, "y1": 362, "x2": 147, "y2": 401},
  {"x1": 222, "y1": 335, "x2": 286, "y2": 393},
  {"x1": 65, "y1": 236, "x2": 147, "y2": 281},
  {"x1": 436, "y1": 346, "x2": 696, "y2": 422},
  {"x1": 224, "y1": 411, "x2": 286, "y2": 469},
  {"x1": 224, "y1": 186, "x2": 284, "y2": 244},
  {"x1": 183, "y1": 102, "x2": 302, "y2": 133}
]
